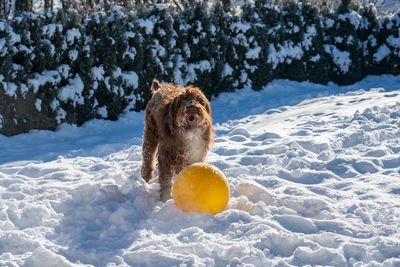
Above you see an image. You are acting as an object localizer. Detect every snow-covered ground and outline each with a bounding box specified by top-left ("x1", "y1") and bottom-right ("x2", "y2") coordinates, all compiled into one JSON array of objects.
[{"x1": 1, "y1": 75, "x2": 400, "y2": 266}]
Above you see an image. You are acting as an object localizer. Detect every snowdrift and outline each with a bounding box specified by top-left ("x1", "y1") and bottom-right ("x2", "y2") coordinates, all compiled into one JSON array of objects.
[{"x1": 0, "y1": 75, "x2": 400, "y2": 266}]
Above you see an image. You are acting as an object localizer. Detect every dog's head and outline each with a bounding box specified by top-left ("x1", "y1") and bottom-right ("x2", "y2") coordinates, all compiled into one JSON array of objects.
[{"x1": 170, "y1": 86, "x2": 211, "y2": 130}]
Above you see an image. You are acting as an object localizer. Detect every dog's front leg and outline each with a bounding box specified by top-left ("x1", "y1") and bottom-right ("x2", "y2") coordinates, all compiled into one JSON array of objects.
[
  {"x1": 141, "y1": 115, "x2": 159, "y2": 183},
  {"x1": 157, "y1": 157, "x2": 174, "y2": 202}
]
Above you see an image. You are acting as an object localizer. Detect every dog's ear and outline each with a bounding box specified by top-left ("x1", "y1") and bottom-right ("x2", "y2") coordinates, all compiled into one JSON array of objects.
[
  {"x1": 168, "y1": 95, "x2": 185, "y2": 129},
  {"x1": 168, "y1": 99, "x2": 178, "y2": 127},
  {"x1": 205, "y1": 100, "x2": 212, "y2": 115},
  {"x1": 150, "y1": 80, "x2": 161, "y2": 94}
]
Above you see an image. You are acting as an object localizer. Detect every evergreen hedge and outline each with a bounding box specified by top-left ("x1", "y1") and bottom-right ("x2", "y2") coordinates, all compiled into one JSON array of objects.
[{"x1": 1, "y1": 2, "x2": 399, "y2": 136}]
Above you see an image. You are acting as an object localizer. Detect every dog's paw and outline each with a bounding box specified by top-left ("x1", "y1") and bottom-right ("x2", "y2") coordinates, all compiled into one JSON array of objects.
[
  {"x1": 160, "y1": 188, "x2": 172, "y2": 202},
  {"x1": 141, "y1": 168, "x2": 153, "y2": 184}
]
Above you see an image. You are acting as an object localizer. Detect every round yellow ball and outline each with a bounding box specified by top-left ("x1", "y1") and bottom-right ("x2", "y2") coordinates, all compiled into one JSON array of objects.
[{"x1": 173, "y1": 163, "x2": 230, "y2": 215}]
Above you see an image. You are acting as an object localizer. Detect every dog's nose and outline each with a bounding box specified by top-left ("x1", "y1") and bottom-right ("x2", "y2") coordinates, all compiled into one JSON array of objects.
[
  {"x1": 185, "y1": 105, "x2": 199, "y2": 126},
  {"x1": 186, "y1": 105, "x2": 198, "y2": 114}
]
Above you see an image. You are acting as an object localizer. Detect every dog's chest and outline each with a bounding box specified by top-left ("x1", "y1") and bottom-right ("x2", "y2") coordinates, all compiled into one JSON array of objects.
[{"x1": 183, "y1": 129, "x2": 206, "y2": 164}]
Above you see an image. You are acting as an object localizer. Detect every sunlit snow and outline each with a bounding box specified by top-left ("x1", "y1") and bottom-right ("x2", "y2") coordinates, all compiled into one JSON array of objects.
[{"x1": 0, "y1": 75, "x2": 400, "y2": 266}]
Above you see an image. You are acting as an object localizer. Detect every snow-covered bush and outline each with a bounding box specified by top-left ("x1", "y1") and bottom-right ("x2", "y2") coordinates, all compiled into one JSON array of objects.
[{"x1": 0, "y1": 1, "x2": 399, "y2": 136}]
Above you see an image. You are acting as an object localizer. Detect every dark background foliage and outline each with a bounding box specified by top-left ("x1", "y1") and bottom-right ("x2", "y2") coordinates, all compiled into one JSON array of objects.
[{"x1": 0, "y1": 1, "x2": 399, "y2": 136}]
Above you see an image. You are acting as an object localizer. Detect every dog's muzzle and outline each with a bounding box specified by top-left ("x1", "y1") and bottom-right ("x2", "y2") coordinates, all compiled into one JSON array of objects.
[{"x1": 185, "y1": 105, "x2": 201, "y2": 127}]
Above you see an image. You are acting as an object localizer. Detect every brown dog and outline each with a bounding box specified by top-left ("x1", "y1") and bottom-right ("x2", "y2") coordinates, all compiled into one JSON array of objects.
[{"x1": 141, "y1": 80, "x2": 214, "y2": 202}]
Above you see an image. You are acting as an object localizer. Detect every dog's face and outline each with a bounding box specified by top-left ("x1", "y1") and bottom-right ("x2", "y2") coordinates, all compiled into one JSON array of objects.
[{"x1": 170, "y1": 87, "x2": 211, "y2": 130}]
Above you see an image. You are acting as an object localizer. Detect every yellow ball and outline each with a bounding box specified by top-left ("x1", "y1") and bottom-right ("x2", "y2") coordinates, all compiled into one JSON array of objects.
[{"x1": 172, "y1": 163, "x2": 230, "y2": 215}]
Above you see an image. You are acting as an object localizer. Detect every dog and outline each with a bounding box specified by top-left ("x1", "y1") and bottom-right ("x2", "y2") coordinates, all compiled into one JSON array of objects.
[{"x1": 141, "y1": 80, "x2": 214, "y2": 202}]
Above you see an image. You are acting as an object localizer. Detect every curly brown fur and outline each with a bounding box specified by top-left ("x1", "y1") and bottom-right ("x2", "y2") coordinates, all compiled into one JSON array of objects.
[{"x1": 141, "y1": 80, "x2": 214, "y2": 202}]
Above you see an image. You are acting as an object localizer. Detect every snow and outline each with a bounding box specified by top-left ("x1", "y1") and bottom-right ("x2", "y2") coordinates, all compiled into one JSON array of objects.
[
  {"x1": 222, "y1": 63, "x2": 233, "y2": 78},
  {"x1": 17, "y1": 44, "x2": 33, "y2": 56},
  {"x1": 230, "y1": 22, "x2": 251, "y2": 33},
  {"x1": 58, "y1": 64, "x2": 70, "y2": 79},
  {"x1": 91, "y1": 65, "x2": 105, "y2": 82},
  {"x1": 324, "y1": 44, "x2": 352, "y2": 73},
  {"x1": 137, "y1": 18, "x2": 155, "y2": 35},
  {"x1": 325, "y1": 18, "x2": 335, "y2": 28},
  {"x1": 2, "y1": 82, "x2": 17, "y2": 98},
  {"x1": 97, "y1": 106, "x2": 108, "y2": 118},
  {"x1": 0, "y1": 38, "x2": 6, "y2": 52},
  {"x1": 303, "y1": 25, "x2": 317, "y2": 50},
  {"x1": 245, "y1": 46, "x2": 261, "y2": 59},
  {"x1": 58, "y1": 74, "x2": 85, "y2": 107},
  {"x1": 120, "y1": 71, "x2": 139, "y2": 89},
  {"x1": 28, "y1": 70, "x2": 62, "y2": 94},
  {"x1": 42, "y1": 23, "x2": 63, "y2": 38},
  {"x1": 310, "y1": 54, "x2": 321, "y2": 62},
  {"x1": 339, "y1": 11, "x2": 361, "y2": 30},
  {"x1": 68, "y1": 49, "x2": 78, "y2": 61},
  {"x1": 1, "y1": 75, "x2": 400, "y2": 266},
  {"x1": 112, "y1": 68, "x2": 139, "y2": 90},
  {"x1": 387, "y1": 35, "x2": 400, "y2": 56},
  {"x1": 268, "y1": 41, "x2": 303, "y2": 69},
  {"x1": 35, "y1": 99, "x2": 42, "y2": 112},
  {"x1": 186, "y1": 60, "x2": 213, "y2": 83},
  {"x1": 0, "y1": 74, "x2": 17, "y2": 98},
  {"x1": 8, "y1": 28, "x2": 21, "y2": 46},
  {"x1": 66, "y1": 28, "x2": 81, "y2": 46},
  {"x1": 374, "y1": 44, "x2": 391, "y2": 62}
]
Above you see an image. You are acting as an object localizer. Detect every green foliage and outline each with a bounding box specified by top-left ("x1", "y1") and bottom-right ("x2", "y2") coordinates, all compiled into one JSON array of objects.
[{"x1": 0, "y1": 1, "x2": 400, "y2": 136}]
